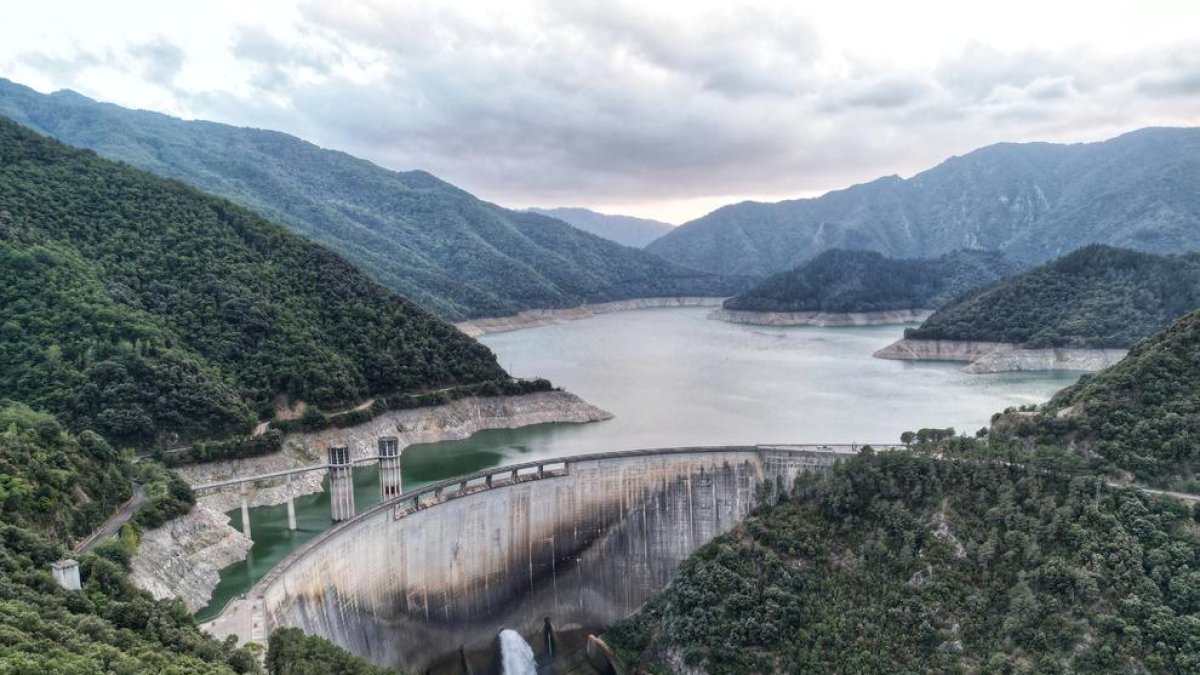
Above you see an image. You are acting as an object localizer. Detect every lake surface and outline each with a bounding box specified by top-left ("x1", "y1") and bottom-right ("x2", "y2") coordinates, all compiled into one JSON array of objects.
[{"x1": 198, "y1": 308, "x2": 1081, "y2": 620}]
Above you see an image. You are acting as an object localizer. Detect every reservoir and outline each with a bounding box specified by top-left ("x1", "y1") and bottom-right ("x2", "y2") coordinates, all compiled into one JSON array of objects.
[{"x1": 197, "y1": 308, "x2": 1081, "y2": 620}]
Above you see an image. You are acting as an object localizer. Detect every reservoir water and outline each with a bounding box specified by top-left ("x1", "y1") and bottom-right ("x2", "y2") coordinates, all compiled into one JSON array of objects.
[{"x1": 197, "y1": 308, "x2": 1082, "y2": 620}]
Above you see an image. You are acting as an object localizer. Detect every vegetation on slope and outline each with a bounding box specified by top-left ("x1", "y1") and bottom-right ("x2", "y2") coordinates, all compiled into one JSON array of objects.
[
  {"x1": 906, "y1": 245, "x2": 1200, "y2": 348},
  {"x1": 0, "y1": 402, "x2": 261, "y2": 674},
  {"x1": 723, "y1": 249, "x2": 1015, "y2": 313},
  {"x1": 1027, "y1": 308, "x2": 1200, "y2": 486},
  {"x1": 267, "y1": 628, "x2": 397, "y2": 675},
  {"x1": 648, "y1": 128, "x2": 1200, "y2": 277},
  {"x1": 527, "y1": 207, "x2": 675, "y2": 249},
  {"x1": 0, "y1": 79, "x2": 746, "y2": 321},
  {"x1": 0, "y1": 116, "x2": 508, "y2": 447},
  {"x1": 608, "y1": 451, "x2": 1200, "y2": 674}
]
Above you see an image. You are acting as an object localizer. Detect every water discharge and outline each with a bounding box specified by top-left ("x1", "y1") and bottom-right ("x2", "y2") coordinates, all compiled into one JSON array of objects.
[{"x1": 498, "y1": 629, "x2": 537, "y2": 675}]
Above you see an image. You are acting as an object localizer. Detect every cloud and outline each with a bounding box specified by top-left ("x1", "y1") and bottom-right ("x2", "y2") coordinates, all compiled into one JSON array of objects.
[{"x1": 128, "y1": 39, "x2": 183, "y2": 86}]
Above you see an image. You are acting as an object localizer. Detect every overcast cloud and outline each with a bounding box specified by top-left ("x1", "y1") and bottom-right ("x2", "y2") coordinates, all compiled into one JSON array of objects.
[{"x1": 1, "y1": 0, "x2": 1198, "y2": 222}]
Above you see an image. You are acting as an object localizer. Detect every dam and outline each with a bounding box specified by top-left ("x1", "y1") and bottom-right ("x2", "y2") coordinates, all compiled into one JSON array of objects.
[{"x1": 203, "y1": 444, "x2": 875, "y2": 672}]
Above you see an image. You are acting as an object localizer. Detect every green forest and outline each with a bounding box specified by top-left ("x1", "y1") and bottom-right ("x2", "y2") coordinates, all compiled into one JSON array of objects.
[
  {"x1": 907, "y1": 245, "x2": 1200, "y2": 348},
  {"x1": 608, "y1": 451, "x2": 1200, "y2": 674},
  {"x1": 724, "y1": 249, "x2": 1015, "y2": 313},
  {"x1": 0, "y1": 117, "x2": 509, "y2": 448}
]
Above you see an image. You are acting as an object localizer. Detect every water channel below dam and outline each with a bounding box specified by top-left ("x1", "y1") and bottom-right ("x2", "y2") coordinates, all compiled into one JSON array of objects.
[{"x1": 197, "y1": 307, "x2": 1082, "y2": 621}]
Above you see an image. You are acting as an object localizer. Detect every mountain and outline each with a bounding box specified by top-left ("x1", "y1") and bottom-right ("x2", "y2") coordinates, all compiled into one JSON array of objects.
[
  {"x1": 906, "y1": 245, "x2": 1200, "y2": 348},
  {"x1": 647, "y1": 128, "x2": 1200, "y2": 277},
  {"x1": 0, "y1": 78, "x2": 744, "y2": 321},
  {"x1": 526, "y1": 207, "x2": 674, "y2": 248},
  {"x1": 0, "y1": 116, "x2": 507, "y2": 448},
  {"x1": 607, "y1": 451, "x2": 1200, "y2": 673},
  {"x1": 1040, "y1": 308, "x2": 1200, "y2": 484},
  {"x1": 723, "y1": 249, "x2": 1016, "y2": 313}
]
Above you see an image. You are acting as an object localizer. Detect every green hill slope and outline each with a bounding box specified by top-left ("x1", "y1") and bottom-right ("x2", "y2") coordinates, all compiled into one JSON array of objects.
[
  {"x1": 0, "y1": 117, "x2": 506, "y2": 448},
  {"x1": 723, "y1": 249, "x2": 1016, "y2": 313},
  {"x1": 0, "y1": 79, "x2": 744, "y2": 321},
  {"x1": 648, "y1": 128, "x2": 1200, "y2": 277},
  {"x1": 527, "y1": 207, "x2": 675, "y2": 248},
  {"x1": 905, "y1": 245, "x2": 1200, "y2": 348},
  {"x1": 608, "y1": 452, "x2": 1200, "y2": 674}
]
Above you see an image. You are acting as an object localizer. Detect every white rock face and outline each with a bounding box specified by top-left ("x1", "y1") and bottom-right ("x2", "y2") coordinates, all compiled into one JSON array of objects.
[
  {"x1": 129, "y1": 505, "x2": 252, "y2": 612},
  {"x1": 711, "y1": 308, "x2": 933, "y2": 327},
  {"x1": 455, "y1": 297, "x2": 724, "y2": 336},
  {"x1": 873, "y1": 338, "x2": 1128, "y2": 374}
]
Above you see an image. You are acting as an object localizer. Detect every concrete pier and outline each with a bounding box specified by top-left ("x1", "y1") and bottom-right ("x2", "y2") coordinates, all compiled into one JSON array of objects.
[
  {"x1": 286, "y1": 473, "x2": 297, "y2": 531},
  {"x1": 209, "y1": 445, "x2": 864, "y2": 672},
  {"x1": 378, "y1": 437, "x2": 402, "y2": 501},
  {"x1": 328, "y1": 447, "x2": 355, "y2": 522},
  {"x1": 239, "y1": 485, "x2": 252, "y2": 540}
]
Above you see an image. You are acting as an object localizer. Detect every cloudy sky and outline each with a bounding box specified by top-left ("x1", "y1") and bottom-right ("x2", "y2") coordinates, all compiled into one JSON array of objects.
[{"x1": 2, "y1": 1, "x2": 1198, "y2": 222}]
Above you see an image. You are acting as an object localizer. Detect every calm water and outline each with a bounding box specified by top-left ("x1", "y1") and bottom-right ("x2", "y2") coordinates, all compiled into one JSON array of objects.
[{"x1": 197, "y1": 308, "x2": 1081, "y2": 619}]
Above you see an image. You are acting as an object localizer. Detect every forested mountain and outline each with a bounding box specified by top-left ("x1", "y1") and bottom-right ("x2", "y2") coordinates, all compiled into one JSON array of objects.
[
  {"x1": 0, "y1": 79, "x2": 744, "y2": 321},
  {"x1": 0, "y1": 402, "x2": 261, "y2": 673},
  {"x1": 526, "y1": 207, "x2": 675, "y2": 248},
  {"x1": 723, "y1": 249, "x2": 1016, "y2": 313},
  {"x1": 1038, "y1": 308, "x2": 1200, "y2": 484},
  {"x1": 906, "y1": 245, "x2": 1200, "y2": 348},
  {"x1": 608, "y1": 451, "x2": 1200, "y2": 674},
  {"x1": 647, "y1": 128, "x2": 1200, "y2": 277},
  {"x1": 0, "y1": 117, "x2": 507, "y2": 448}
]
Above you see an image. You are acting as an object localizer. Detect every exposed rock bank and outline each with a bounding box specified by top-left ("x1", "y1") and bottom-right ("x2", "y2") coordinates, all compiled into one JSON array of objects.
[
  {"x1": 711, "y1": 308, "x2": 933, "y2": 327},
  {"x1": 456, "y1": 297, "x2": 724, "y2": 336},
  {"x1": 873, "y1": 338, "x2": 1127, "y2": 373},
  {"x1": 129, "y1": 505, "x2": 252, "y2": 612}
]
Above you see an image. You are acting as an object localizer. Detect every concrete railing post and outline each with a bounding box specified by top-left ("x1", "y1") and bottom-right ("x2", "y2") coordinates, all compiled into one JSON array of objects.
[
  {"x1": 378, "y1": 437, "x2": 402, "y2": 501},
  {"x1": 328, "y1": 447, "x2": 355, "y2": 522}
]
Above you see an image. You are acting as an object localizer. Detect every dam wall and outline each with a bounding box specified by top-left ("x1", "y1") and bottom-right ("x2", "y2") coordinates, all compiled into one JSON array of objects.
[{"x1": 216, "y1": 445, "x2": 859, "y2": 671}]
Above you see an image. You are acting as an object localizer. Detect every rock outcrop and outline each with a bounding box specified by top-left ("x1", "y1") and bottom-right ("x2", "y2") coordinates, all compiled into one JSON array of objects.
[
  {"x1": 455, "y1": 297, "x2": 724, "y2": 336},
  {"x1": 873, "y1": 338, "x2": 1127, "y2": 373},
  {"x1": 710, "y1": 308, "x2": 932, "y2": 327},
  {"x1": 129, "y1": 505, "x2": 252, "y2": 612}
]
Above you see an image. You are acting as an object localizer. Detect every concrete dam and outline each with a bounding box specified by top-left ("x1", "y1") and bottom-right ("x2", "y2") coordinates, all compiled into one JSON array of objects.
[{"x1": 205, "y1": 445, "x2": 868, "y2": 672}]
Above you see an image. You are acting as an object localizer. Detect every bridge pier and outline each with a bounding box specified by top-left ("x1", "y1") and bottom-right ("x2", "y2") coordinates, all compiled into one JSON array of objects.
[
  {"x1": 285, "y1": 473, "x2": 297, "y2": 531},
  {"x1": 239, "y1": 484, "x2": 252, "y2": 540},
  {"x1": 378, "y1": 437, "x2": 402, "y2": 501},
  {"x1": 329, "y1": 447, "x2": 355, "y2": 522}
]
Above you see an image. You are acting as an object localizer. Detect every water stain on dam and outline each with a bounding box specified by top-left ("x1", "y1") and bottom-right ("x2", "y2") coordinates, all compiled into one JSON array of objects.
[{"x1": 214, "y1": 447, "x2": 854, "y2": 672}]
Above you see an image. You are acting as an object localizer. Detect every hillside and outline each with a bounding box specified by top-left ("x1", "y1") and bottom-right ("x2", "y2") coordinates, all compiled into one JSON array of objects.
[
  {"x1": 0, "y1": 117, "x2": 507, "y2": 448},
  {"x1": 526, "y1": 207, "x2": 674, "y2": 248},
  {"x1": 1038, "y1": 308, "x2": 1200, "y2": 484},
  {"x1": 607, "y1": 451, "x2": 1200, "y2": 674},
  {"x1": 905, "y1": 245, "x2": 1200, "y2": 348},
  {"x1": 723, "y1": 249, "x2": 1016, "y2": 313},
  {"x1": 647, "y1": 128, "x2": 1200, "y2": 277},
  {"x1": 0, "y1": 79, "x2": 744, "y2": 321}
]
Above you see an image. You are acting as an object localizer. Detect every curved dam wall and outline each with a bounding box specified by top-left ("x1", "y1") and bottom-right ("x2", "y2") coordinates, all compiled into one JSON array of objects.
[{"x1": 237, "y1": 446, "x2": 856, "y2": 671}]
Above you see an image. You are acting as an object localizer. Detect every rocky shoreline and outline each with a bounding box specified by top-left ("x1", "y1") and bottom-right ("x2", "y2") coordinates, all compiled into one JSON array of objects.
[
  {"x1": 710, "y1": 308, "x2": 933, "y2": 327},
  {"x1": 455, "y1": 297, "x2": 725, "y2": 336},
  {"x1": 134, "y1": 390, "x2": 612, "y2": 610},
  {"x1": 874, "y1": 338, "x2": 1128, "y2": 373}
]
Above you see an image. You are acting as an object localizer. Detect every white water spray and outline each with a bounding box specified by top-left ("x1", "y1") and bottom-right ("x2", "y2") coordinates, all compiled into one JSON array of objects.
[{"x1": 498, "y1": 629, "x2": 537, "y2": 675}]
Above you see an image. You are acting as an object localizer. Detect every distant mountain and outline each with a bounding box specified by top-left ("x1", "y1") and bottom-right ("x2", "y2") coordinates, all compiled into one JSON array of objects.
[
  {"x1": 0, "y1": 79, "x2": 743, "y2": 321},
  {"x1": 723, "y1": 249, "x2": 1016, "y2": 314},
  {"x1": 527, "y1": 207, "x2": 674, "y2": 248},
  {"x1": 0, "y1": 117, "x2": 507, "y2": 448},
  {"x1": 906, "y1": 245, "x2": 1200, "y2": 348},
  {"x1": 647, "y1": 128, "x2": 1200, "y2": 277}
]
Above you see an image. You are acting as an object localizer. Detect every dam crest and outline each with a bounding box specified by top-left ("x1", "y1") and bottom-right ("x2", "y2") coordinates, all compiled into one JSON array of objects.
[{"x1": 203, "y1": 444, "x2": 880, "y2": 672}]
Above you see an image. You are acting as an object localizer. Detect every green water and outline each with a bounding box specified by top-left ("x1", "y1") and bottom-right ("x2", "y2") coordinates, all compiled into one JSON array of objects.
[{"x1": 197, "y1": 307, "x2": 1084, "y2": 619}]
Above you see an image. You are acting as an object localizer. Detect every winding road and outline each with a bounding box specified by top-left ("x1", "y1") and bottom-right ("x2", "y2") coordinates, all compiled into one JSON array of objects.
[{"x1": 72, "y1": 485, "x2": 146, "y2": 555}]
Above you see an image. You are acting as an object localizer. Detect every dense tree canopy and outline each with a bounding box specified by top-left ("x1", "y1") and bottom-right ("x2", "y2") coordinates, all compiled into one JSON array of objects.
[
  {"x1": 907, "y1": 245, "x2": 1200, "y2": 348},
  {"x1": 0, "y1": 117, "x2": 508, "y2": 447},
  {"x1": 724, "y1": 249, "x2": 1015, "y2": 313},
  {"x1": 608, "y1": 452, "x2": 1200, "y2": 674}
]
